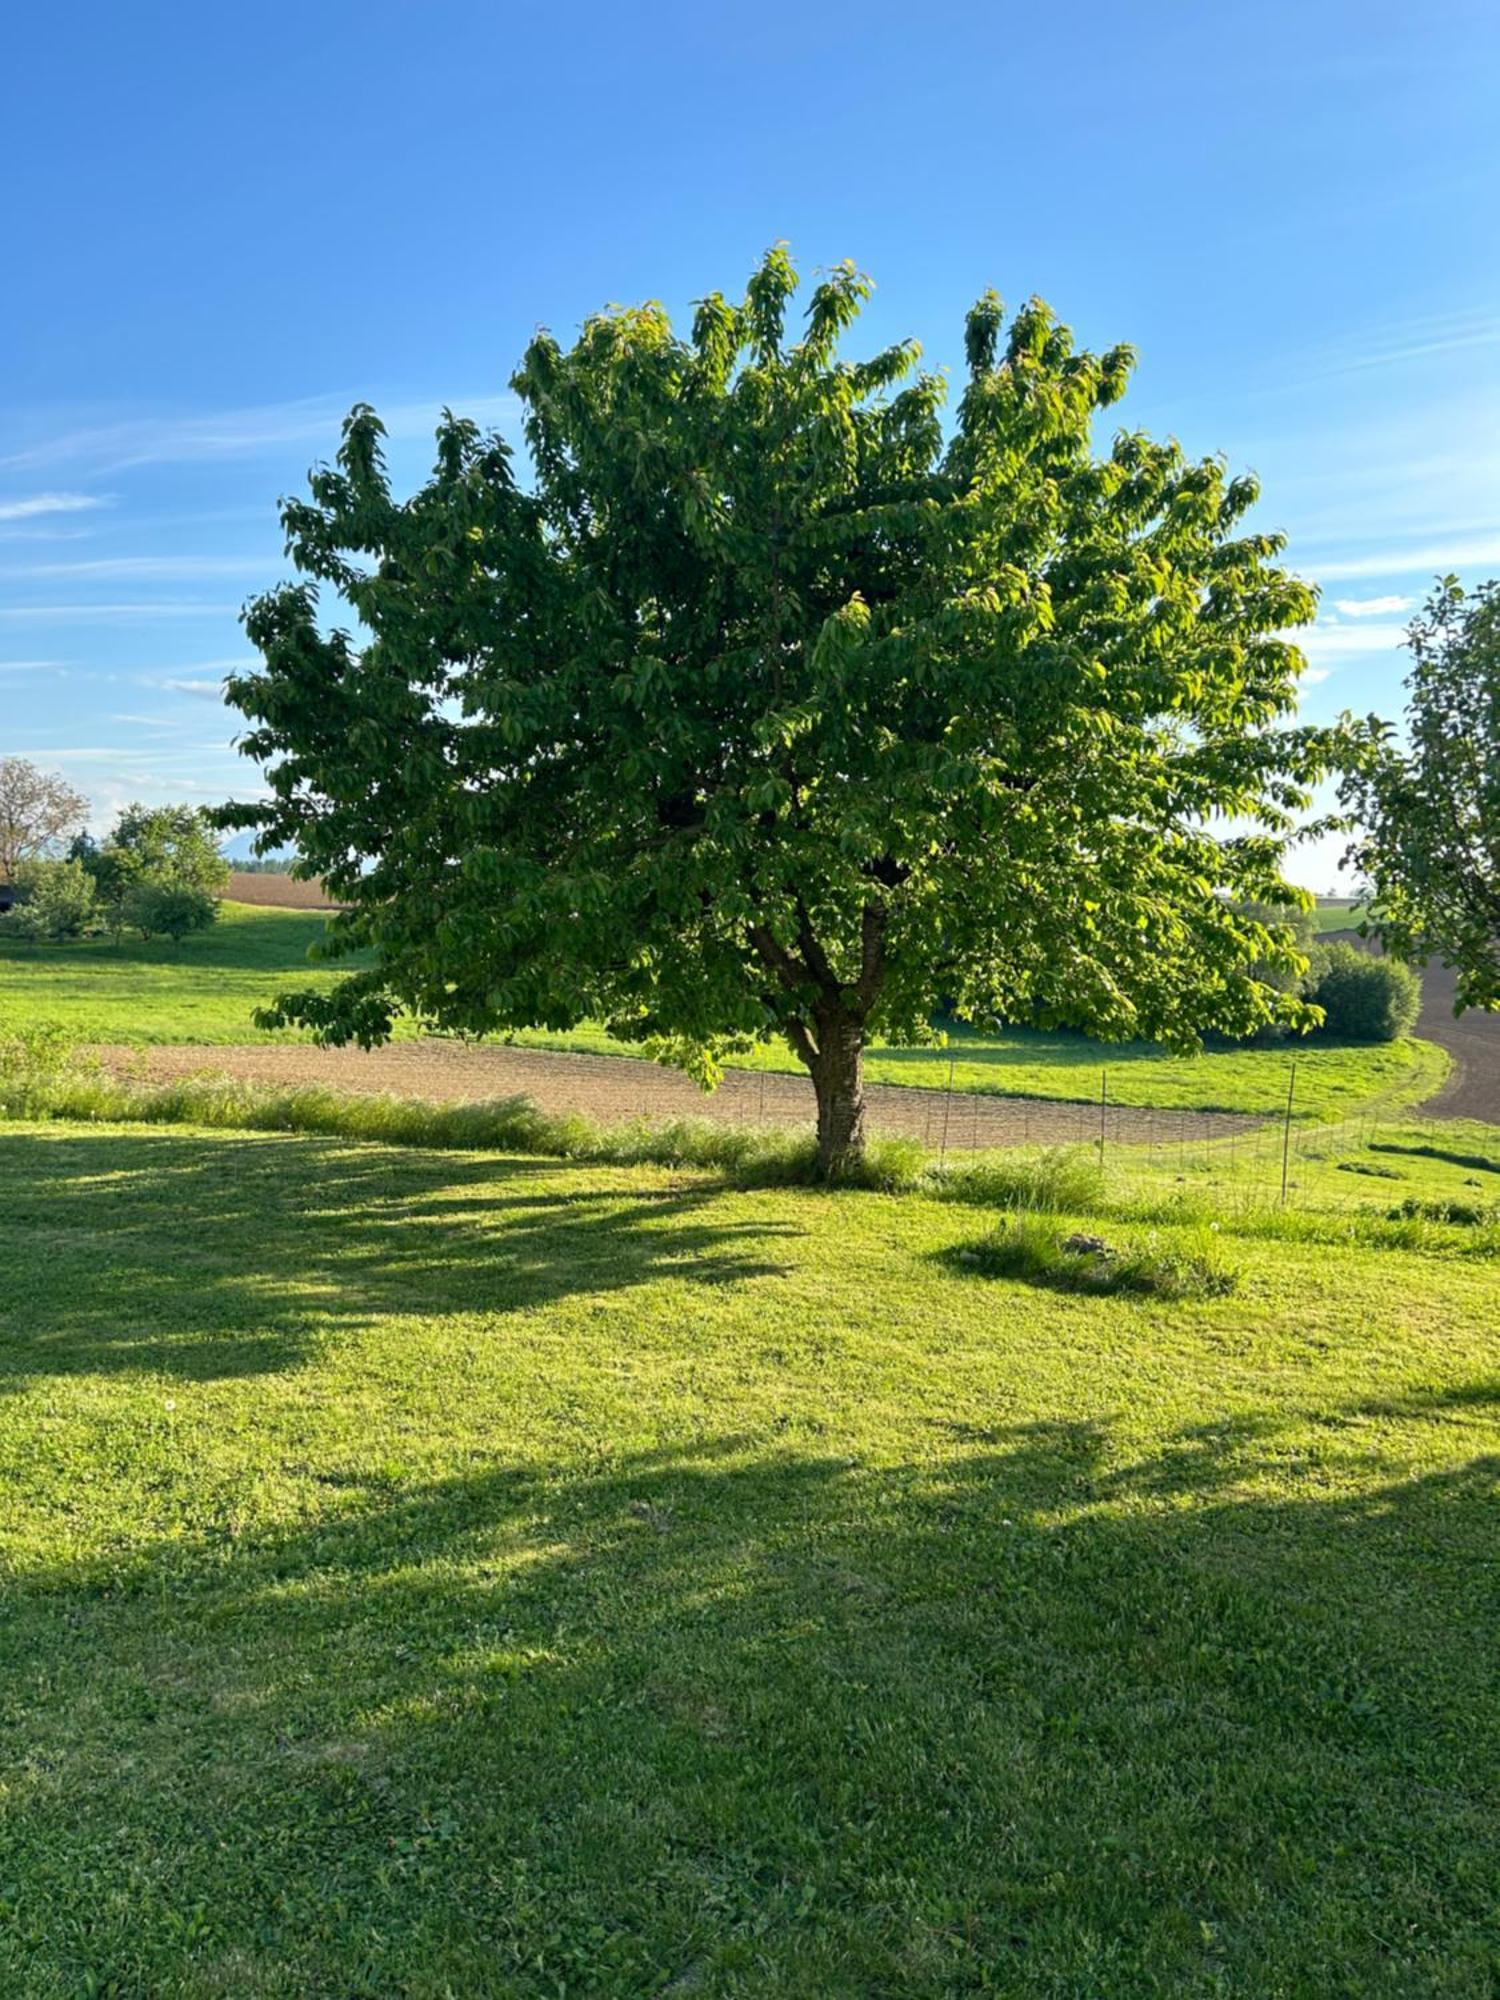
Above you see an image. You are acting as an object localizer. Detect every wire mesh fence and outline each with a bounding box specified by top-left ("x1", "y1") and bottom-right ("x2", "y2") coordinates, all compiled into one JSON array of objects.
[{"x1": 866, "y1": 1049, "x2": 1496, "y2": 1216}]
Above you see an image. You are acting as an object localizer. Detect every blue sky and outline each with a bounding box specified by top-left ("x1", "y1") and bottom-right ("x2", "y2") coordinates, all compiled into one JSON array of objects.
[{"x1": 3, "y1": 0, "x2": 1497, "y2": 887}]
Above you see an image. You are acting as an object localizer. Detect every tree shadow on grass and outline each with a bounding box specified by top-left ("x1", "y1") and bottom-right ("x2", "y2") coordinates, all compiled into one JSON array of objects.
[
  {"x1": 0, "y1": 1127, "x2": 796, "y2": 1388},
  {"x1": 3, "y1": 1413, "x2": 1497, "y2": 1996}
]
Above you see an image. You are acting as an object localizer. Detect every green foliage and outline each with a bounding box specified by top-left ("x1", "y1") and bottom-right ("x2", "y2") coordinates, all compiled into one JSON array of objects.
[
  {"x1": 120, "y1": 878, "x2": 219, "y2": 942},
  {"x1": 81, "y1": 803, "x2": 231, "y2": 930},
  {"x1": 957, "y1": 1214, "x2": 1240, "y2": 1297},
  {"x1": 1343, "y1": 576, "x2": 1500, "y2": 1010},
  {"x1": 109, "y1": 802, "x2": 231, "y2": 894},
  {"x1": 1305, "y1": 941, "x2": 1420, "y2": 1041},
  {"x1": 4, "y1": 857, "x2": 99, "y2": 939},
  {"x1": 0, "y1": 1019, "x2": 78, "y2": 1084},
  {"x1": 222, "y1": 249, "x2": 1351, "y2": 1172}
]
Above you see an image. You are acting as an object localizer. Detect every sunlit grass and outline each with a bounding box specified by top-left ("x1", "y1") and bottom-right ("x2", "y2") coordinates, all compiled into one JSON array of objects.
[{"x1": 1, "y1": 1121, "x2": 1495, "y2": 1994}]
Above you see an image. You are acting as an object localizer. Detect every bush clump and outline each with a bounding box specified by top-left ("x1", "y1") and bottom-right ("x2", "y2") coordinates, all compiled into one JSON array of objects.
[
  {"x1": 954, "y1": 1215, "x2": 1239, "y2": 1299},
  {"x1": 1305, "y1": 943, "x2": 1420, "y2": 1042},
  {"x1": 4, "y1": 859, "x2": 99, "y2": 940},
  {"x1": 1387, "y1": 1195, "x2": 1495, "y2": 1227},
  {"x1": 119, "y1": 879, "x2": 219, "y2": 942}
]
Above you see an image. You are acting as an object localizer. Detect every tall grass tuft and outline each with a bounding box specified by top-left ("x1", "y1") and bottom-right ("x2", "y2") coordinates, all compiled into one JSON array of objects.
[
  {"x1": 0, "y1": 1034, "x2": 929, "y2": 1192},
  {"x1": 932, "y1": 1147, "x2": 1104, "y2": 1211},
  {"x1": 955, "y1": 1215, "x2": 1240, "y2": 1300}
]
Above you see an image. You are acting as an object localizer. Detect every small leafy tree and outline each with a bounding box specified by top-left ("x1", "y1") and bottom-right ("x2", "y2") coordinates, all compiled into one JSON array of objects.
[
  {"x1": 105, "y1": 804, "x2": 230, "y2": 895},
  {"x1": 120, "y1": 879, "x2": 218, "y2": 942},
  {"x1": 0, "y1": 758, "x2": 88, "y2": 879},
  {"x1": 1343, "y1": 577, "x2": 1499, "y2": 1011},
  {"x1": 6, "y1": 858, "x2": 99, "y2": 940},
  {"x1": 82, "y1": 804, "x2": 230, "y2": 932},
  {"x1": 223, "y1": 250, "x2": 1349, "y2": 1175}
]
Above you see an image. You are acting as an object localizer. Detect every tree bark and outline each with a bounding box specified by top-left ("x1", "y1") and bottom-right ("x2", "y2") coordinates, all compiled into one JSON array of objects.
[{"x1": 807, "y1": 1007, "x2": 867, "y2": 1180}]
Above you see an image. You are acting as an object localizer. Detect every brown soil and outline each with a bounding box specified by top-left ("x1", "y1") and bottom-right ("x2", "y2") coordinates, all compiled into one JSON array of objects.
[
  {"x1": 225, "y1": 872, "x2": 340, "y2": 909},
  {"x1": 101, "y1": 1038, "x2": 1259, "y2": 1151}
]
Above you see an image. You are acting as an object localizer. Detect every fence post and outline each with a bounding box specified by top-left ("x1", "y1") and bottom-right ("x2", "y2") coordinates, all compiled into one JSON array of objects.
[
  {"x1": 1280, "y1": 1058, "x2": 1298, "y2": 1206},
  {"x1": 939, "y1": 1048, "x2": 956, "y2": 1166},
  {"x1": 1098, "y1": 1068, "x2": 1107, "y2": 1167}
]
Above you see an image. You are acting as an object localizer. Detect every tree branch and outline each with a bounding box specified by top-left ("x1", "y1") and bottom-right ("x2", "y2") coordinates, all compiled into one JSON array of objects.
[
  {"x1": 795, "y1": 898, "x2": 841, "y2": 997},
  {"x1": 749, "y1": 921, "x2": 812, "y2": 996}
]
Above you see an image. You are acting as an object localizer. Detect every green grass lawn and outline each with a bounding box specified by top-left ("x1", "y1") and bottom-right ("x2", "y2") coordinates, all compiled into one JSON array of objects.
[
  {"x1": 2, "y1": 1121, "x2": 1497, "y2": 1996},
  {"x1": 0, "y1": 902, "x2": 358, "y2": 1044},
  {"x1": 1, "y1": 902, "x2": 1446, "y2": 1120}
]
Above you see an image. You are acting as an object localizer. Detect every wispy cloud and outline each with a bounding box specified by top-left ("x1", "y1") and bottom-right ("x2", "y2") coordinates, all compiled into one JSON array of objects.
[
  {"x1": 130, "y1": 658, "x2": 253, "y2": 699},
  {"x1": 0, "y1": 554, "x2": 272, "y2": 582},
  {"x1": 0, "y1": 601, "x2": 238, "y2": 620},
  {"x1": 1332, "y1": 594, "x2": 1414, "y2": 617},
  {"x1": 1298, "y1": 621, "x2": 1410, "y2": 657},
  {"x1": 157, "y1": 677, "x2": 229, "y2": 697},
  {"x1": 1302, "y1": 534, "x2": 1500, "y2": 581},
  {"x1": 0, "y1": 658, "x2": 64, "y2": 676},
  {"x1": 0, "y1": 491, "x2": 110, "y2": 522},
  {"x1": 0, "y1": 392, "x2": 519, "y2": 477},
  {"x1": 1287, "y1": 619, "x2": 1412, "y2": 689},
  {"x1": 1298, "y1": 305, "x2": 1500, "y2": 382}
]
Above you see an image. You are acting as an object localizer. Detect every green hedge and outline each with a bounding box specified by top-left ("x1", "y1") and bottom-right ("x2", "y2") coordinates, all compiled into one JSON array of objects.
[{"x1": 1307, "y1": 944, "x2": 1421, "y2": 1042}]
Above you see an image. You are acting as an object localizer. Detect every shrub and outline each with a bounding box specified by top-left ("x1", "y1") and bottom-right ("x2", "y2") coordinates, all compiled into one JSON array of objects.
[
  {"x1": 1305, "y1": 943, "x2": 1420, "y2": 1041},
  {"x1": 120, "y1": 879, "x2": 219, "y2": 941},
  {"x1": 0, "y1": 1021, "x2": 79, "y2": 1082},
  {"x1": 4, "y1": 858, "x2": 99, "y2": 939}
]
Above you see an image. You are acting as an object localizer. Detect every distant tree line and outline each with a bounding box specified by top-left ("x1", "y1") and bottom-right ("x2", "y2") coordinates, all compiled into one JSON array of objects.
[{"x1": 0, "y1": 767, "x2": 230, "y2": 943}]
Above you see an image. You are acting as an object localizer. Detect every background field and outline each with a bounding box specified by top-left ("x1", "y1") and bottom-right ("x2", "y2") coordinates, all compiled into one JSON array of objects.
[
  {"x1": 1, "y1": 902, "x2": 1446, "y2": 1123},
  {"x1": 1308, "y1": 900, "x2": 1370, "y2": 933},
  {"x1": 0, "y1": 903, "x2": 399, "y2": 1046},
  {"x1": 2, "y1": 1122, "x2": 1496, "y2": 1997}
]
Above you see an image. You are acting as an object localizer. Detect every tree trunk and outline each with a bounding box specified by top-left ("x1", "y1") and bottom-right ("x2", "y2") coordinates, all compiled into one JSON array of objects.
[{"x1": 808, "y1": 1009, "x2": 867, "y2": 1180}]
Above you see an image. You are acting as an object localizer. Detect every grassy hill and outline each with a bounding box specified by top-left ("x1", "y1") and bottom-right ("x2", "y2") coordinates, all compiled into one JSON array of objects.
[
  {"x1": 0, "y1": 902, "x2": 1446, "y2": 1123},
  {"x1": 2, "y1": 1122, "x2": 1495, "y2": 1995}
]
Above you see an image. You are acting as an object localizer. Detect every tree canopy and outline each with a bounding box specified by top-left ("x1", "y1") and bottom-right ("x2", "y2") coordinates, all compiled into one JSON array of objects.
[
  {"x1": 224, "y1": 249, "x2": 1347, "y2": 1173},
  {"x1": 1342, "y1": 577, "x2": 1499, "y2": 1012},
  {"x1": 80, "y1": 803, "x2": 231, "y2": 923}
]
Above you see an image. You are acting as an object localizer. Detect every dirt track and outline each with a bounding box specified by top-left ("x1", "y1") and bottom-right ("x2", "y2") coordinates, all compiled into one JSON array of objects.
[
  {"x1": 1323, "y1": 933, "x2": 1500, "y2": 1124},
  {"x1": 102, "y1": 1038, "x2": 1261, "y2": 1151}
]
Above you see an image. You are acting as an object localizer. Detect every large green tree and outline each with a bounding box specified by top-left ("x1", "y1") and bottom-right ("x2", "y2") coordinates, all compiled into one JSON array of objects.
[
  {"x1": 1342, "y1": 577, "x2": 1499, "y2": 1011},
  {"x1": 224, "y1": 251, "x2": 1345, "y2": 1174}
]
